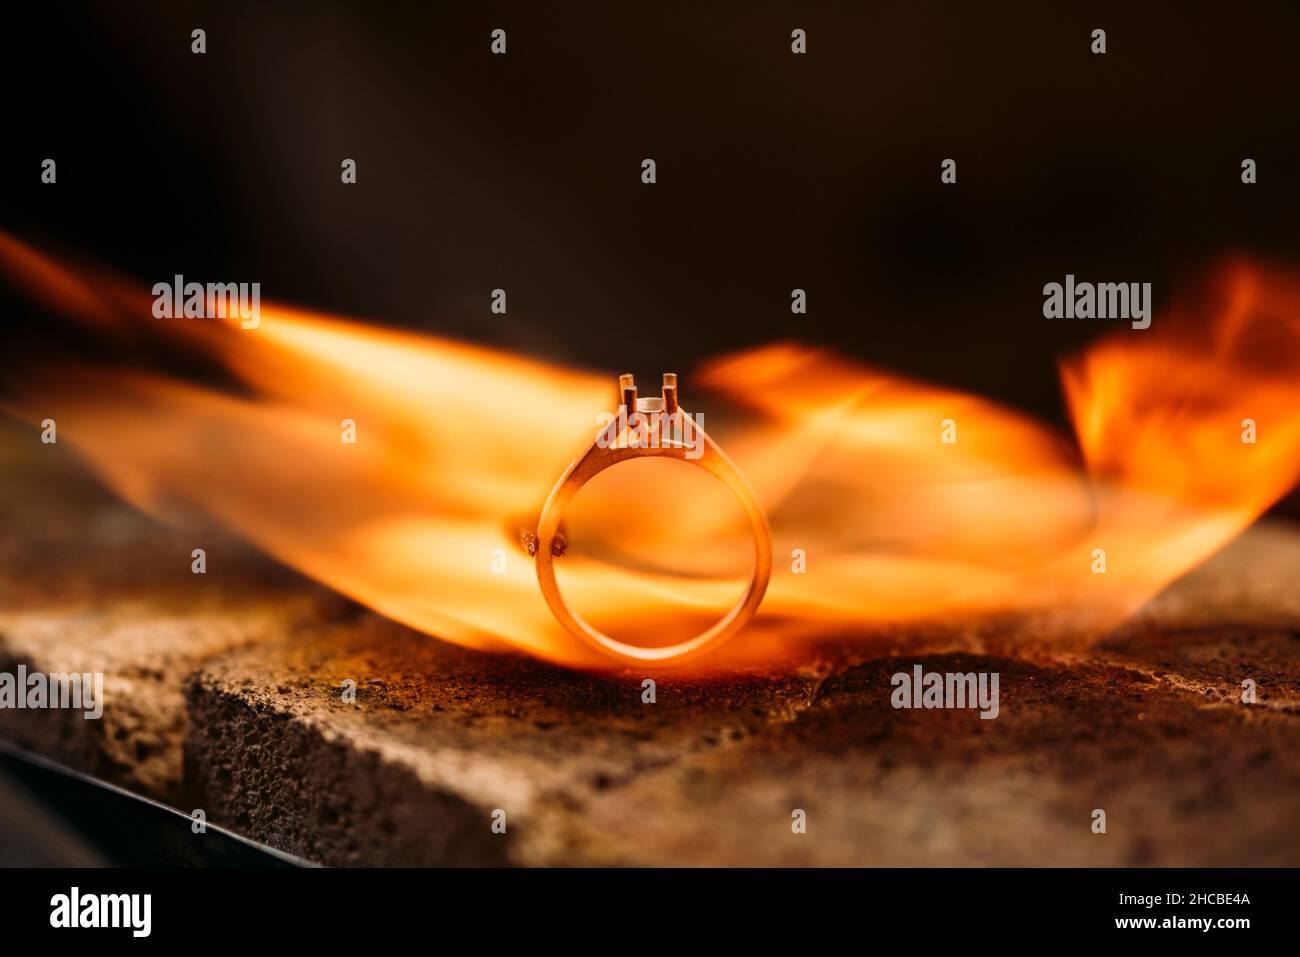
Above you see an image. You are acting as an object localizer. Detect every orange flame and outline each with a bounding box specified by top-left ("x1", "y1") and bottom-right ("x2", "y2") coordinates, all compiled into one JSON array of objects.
[{"x1": 3, "y1": 233, "x2": 1299, "y2": 671}]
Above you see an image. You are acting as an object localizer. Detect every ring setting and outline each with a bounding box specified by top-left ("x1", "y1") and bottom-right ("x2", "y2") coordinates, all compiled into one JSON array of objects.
[{"x1": 527, "y1": 373, "x2": 773, "y2": 665}]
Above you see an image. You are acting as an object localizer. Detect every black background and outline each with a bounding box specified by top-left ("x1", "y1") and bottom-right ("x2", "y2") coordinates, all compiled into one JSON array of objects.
[
  {"x1": 2, "y1": 0, "x2": 1298, "y2": 427},
  {"x1": 0, "y1": 863, "x2": 1281, "y2": 942}
]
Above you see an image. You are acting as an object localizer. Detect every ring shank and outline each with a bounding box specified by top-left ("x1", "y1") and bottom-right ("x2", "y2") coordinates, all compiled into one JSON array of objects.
[{"x1": 534, "y1": 421, "x2": 772, "y2": 665}]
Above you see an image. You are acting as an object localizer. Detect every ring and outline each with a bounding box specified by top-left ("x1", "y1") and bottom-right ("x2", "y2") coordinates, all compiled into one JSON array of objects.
[{"x1": 527, "y1": 373, "x2": 772, "y2": 665}]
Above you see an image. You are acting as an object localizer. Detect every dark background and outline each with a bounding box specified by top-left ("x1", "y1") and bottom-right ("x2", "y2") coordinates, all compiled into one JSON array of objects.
[{"x1": 2, "y1": 0, "x2": 1298, "y2": 426}]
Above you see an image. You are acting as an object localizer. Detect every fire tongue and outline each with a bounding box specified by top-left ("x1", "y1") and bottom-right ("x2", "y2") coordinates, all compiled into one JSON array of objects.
[{"x1": 2, "y1": 233, "x2": 1299, "y2": 672}]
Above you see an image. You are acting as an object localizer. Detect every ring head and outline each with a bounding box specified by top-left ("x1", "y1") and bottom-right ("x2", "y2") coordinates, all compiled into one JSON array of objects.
[{"x1": 531, "y1": 373, "x2": 772, "y2": 666}]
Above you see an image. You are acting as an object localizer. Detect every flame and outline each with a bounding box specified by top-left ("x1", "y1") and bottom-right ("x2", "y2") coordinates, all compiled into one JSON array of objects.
[{"x1": 3, "y1": 233, "x2": 1299, "y2": 671}]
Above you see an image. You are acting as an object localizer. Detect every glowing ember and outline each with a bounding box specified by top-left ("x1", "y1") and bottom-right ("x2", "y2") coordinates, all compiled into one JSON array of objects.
[{"x1": 2, "y1": 233, "x2": 1298, "y2": 671}]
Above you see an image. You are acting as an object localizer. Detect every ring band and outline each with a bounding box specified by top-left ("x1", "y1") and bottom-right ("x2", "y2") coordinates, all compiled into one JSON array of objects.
[{"x1": 529, "y1": 373, "x2": 772, "y2": 665}]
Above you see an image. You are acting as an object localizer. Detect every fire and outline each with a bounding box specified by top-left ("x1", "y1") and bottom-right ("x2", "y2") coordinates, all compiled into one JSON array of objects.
[{"x1": 3, "y1": 233, "x2": 1299, "y2": 672}]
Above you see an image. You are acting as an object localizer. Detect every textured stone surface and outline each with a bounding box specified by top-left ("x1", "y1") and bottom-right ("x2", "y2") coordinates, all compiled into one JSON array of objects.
[
  {"x1": 3, "y1": 419, "x2": 1300, "y2": 864},
  {"x1": 179, "y1": 598, "x2": 1300, "y2": 866},
  {"x1": 182, "y1": 618, "x2": 816, "y2": 866},
  {"x1": 0, "y1": 421, "x2": 332, "y2": 802}
]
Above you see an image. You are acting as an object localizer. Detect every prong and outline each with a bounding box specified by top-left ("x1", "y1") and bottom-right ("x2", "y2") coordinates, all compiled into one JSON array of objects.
[
  {"x1": 619, "y1": 373, "x2": 637, "y2": 416},
  {"x1": 662, "y1": 372, "x2": 679, "y2": 415}
]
